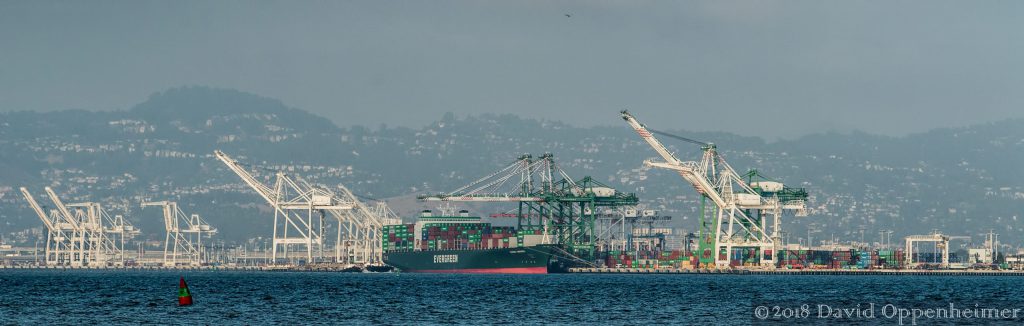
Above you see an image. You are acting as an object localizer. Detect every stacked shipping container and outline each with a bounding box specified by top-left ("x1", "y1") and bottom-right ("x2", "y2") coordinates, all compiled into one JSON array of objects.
[
  {"x1": 383, "y1": 224, "x2": 416, "y2": 251},
  {"x1": 389, "y1": 219, "x2": 915, "y2": 270},
  {"x1": 417, "y1": 223, "x2": 522, "y2": 251},
  {"x1": 595, "y1": 250, "x2": 698, "y2": 269},
  {"x1": 877, "y1": 249, "x2": 905, "y2": 268},
  {"x1": 777, "y1": 250, "x2": 809, "y2": 268},
  {"x1": 831, "y1": 250, "x2": 853, "y2": 269}
]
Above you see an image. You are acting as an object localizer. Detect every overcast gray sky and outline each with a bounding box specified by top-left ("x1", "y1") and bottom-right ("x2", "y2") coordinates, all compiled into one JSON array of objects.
[{"x1": 1, "y1": 1, "x2": 1022, "y2": 139}]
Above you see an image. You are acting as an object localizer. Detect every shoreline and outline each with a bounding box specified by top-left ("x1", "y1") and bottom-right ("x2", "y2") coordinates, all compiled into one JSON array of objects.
[
  {"x1": 6, "y1": 265, "x2": 1024, "y2": 276},
  {"x1": 568, "y1": 267, "x2": 1024, "y2": 276}
]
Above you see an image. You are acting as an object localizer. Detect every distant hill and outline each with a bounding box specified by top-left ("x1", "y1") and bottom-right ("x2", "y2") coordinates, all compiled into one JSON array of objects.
[{"x1": 1, "y1": 86, "x2": 1022, "y2": 246}]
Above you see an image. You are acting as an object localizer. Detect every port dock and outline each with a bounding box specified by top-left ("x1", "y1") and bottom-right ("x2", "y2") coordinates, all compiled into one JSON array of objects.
[
  {"x1": 568, "y1": 267, "x2": 1024, "y2": 276},
  {"x1": 0, "y1": 264, "x2": 381, "y2": 272}
]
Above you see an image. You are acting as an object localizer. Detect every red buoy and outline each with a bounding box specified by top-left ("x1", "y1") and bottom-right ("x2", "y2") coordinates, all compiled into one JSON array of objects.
[{"x1": 178, "y1": 277, "x2": 193, "y2": 306}]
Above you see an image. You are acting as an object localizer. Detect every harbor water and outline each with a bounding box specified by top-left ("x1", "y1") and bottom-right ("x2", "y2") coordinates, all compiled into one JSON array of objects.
[{"x1": 2, "y1": 270, "x2": 1024, "y2": 324}]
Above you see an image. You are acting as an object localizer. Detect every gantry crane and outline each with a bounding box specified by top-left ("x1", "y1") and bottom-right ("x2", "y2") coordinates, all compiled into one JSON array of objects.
[
  {"x1": 41, "y1": 187, "x2": 89, "y2": 266},
  {"x1": 66, "y1": 201, "x2": 139, "y2": 266},
  {"x1": 742, "y1": 170, "x2": 808, "y2": 249},
  {"x1": 214, "y1": 150, "x2": 396, "y2": 265},
  {"x1": 141, "y1": 201, "x2": 216, "y2": 266},
  {"x1": 419, "y1": 153, "x2": 638, "y2": 261},
  {"x1": 20, "y1": 187, "x2": 80, "y2": 266},
  {"x1": 44, "y1": 187, "x2": 117, "y2": 266},
  {"x1": 21, "y1": 187, "x2": 137, "y2": 266},
  {"x1": 622, "y1": 110, "x2": 808, "y2": 268},
  {"x1": 904, "y1": 233, "x2": 951, "y2": 268}
]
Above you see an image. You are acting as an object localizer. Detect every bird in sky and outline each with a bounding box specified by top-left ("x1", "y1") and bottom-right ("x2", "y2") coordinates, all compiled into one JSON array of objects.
[{"x1": 565, "y1": 14, "x2": 571, "y2": 18}]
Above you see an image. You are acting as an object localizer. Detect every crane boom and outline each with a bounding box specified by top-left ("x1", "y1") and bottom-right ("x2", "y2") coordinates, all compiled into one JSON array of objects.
[
  {"x1": 644, "y1": 162, "x2": 731, "y2": 210},
  {"x1": 621, "y1": 110, "x2": 685, "y2": 166},
  {"x1": 214, "y1": 150, "x2": 277, "y2": 205},
  {"x1": 621, "y1": 110, "x2": 776, "y2": 268},
  {"x1": 20, "y1": 187, "x2": 56, "y2": 231},
  {"x1": 214, "y1": 149, "x2": 388, "y2": 264},
  {"x1": 44, "y1": 187, "x2": 80, "y2": 230},
  {"x1": 621, "y1": 111, "x2": 736, "y2": 210}
]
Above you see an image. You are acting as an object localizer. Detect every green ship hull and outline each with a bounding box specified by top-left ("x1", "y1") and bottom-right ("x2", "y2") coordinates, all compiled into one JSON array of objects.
[{"x1": 384, "y1": 245, "x2": 556, "y2": 274}]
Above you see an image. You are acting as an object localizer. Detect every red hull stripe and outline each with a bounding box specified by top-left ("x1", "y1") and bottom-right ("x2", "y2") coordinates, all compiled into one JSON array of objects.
[{"x1": 409, "y1": 267, "x2": 547, "y2": 274}]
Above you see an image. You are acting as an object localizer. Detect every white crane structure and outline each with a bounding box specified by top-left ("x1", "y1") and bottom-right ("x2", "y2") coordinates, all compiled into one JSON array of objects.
[
  {"x1": 595, "y1": 207, "x2": 633, "y2": 251},
  {"x1": 20, "y1": 187, "x2": 138, "y2": 267},
  {"x1": 594, "y1": 207, "x2": 669, "y2": 252},
  {"x1": 742, "y1": 170, "x2": 809, "y2": 247},
  {"x1": 20, "y1": 187, "x2": 81, "y2": 266},
  {"x1": 905, "y1": 233, "x2": 950, "y2": 268},
  {"x1": 621, "y1": 110, "x2": 806, "y2": 268},
  {"x1": 141, "y1": 201, "x2": 217, "y2": 266},
  {"x1": 65, "y1": 201, "x2": 140, "y2": 266},
  {"x1": 47, "y1": 187, "x2": 137, "y2": 266},
  {"x1": 214, "y1": 150, "x2": 397, "y2": 266}
]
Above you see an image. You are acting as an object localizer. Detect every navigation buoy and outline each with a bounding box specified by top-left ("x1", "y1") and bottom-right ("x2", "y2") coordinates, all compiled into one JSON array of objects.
[{"x1": 178, "y1": 277, "x2": 193, "y2": 306}]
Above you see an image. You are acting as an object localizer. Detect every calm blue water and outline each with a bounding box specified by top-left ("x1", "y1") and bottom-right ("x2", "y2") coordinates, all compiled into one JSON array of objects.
[{"x1": 1, "y1": 270, "x2": 1023, "y2": 325}]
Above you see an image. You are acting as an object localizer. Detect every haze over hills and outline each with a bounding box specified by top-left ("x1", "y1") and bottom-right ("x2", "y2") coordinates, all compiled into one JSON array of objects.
[{"x1": 1, "y1": 87, "x2": 1022, "y2": 247}]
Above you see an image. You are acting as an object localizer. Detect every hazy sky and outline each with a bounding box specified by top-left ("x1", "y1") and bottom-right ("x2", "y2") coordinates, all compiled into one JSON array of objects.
[{"x1": 2, "y1": 1, "x2": 1022, "y2": 139}]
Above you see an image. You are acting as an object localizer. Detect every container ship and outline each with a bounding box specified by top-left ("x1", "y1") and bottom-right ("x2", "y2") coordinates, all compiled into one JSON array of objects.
[{"x1": 382, "y1": 210, "x2": 555, "y2": 274}]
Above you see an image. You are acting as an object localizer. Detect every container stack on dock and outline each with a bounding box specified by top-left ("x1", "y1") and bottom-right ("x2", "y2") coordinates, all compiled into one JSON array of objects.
[
  {"x1": 601, "y1": 251, "x2": 633, "y2": 268},
  {"x1": 807, "y1": 250, "x2": 831, "y2": 267},
  {"x1": 856, "y1": 250, "x2": 876, "y2": 269},
  {"x1": 727, "y1": 248, "x2": 764, "y2": 267},
  {"x1": 877, "y1": 249, "x2": 905, "y2": 268},
  {"x1": 595, "y1": 249, "x2": 697, "y2": 269},
  {"x1": 830, "y1": 250, "x2": 853, "y2": 269},
  {"x1": 657, "y1": 250, "x2": 695, "y2": 269},
  {"x1": 588, "y1": 247, "x2": 917, "y2": 270},
  {"x1": 777, "y1": 249, "x2": 809, "y2": 268},
  {"x1": 773, "y1": 248, "x2": 910, "y2": 270}
]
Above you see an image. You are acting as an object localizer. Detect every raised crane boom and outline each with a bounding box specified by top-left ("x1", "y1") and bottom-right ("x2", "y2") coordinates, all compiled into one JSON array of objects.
[
  {"x1": 214, "y1": 150, "x2": 277, "y2": 205},
  {"x1": 621, "y1": 110, "x2": 774, "y2": 268},
  {"x1": 20, "y1": 187, "x2": 55, "y2": 231},
  {"x1": 20, "y1": 187, "x2": 81, "y2": 266},
  {"x1": 620, "y1": 111, "x2": 736, "y2": 211},
  {"x1": 214, "y1": 150, "x2": 387, "y2": 265},
  {"x1": 621, "y1": 111, "x2": 686, "y2": 166},
  {"x1": 44, "y1": 186, "x2": 81, "y2": 230}
]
